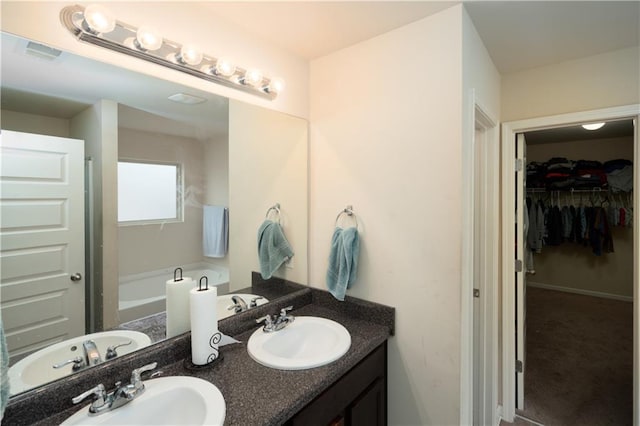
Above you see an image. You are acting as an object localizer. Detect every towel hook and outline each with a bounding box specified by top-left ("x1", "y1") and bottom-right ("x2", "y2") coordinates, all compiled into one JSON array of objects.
[
  {"x1": 265, "y1": 203, "x2": 281, "y2": 224},
  {"x1": 335, "y1": 205, "x2": 359, "y2": 229}
]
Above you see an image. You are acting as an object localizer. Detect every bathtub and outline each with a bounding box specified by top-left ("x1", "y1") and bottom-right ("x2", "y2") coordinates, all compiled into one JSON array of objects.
[{"x1": 118, "y1": 264, "x2": 230, "y2": 323}]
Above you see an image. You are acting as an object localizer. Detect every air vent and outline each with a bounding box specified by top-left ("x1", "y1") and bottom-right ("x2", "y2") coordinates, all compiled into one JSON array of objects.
[
  {"x1": 25, "y1": 42, "x2": 62, "y2": 60},
  {"x1": 167, "y1": 93, "x2": 206, "y2": 105}
]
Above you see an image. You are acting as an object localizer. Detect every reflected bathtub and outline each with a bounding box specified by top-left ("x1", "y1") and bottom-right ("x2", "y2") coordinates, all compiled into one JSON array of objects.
[{"x1": 118, "y1": 264, "x2": 229, "y2": 323}]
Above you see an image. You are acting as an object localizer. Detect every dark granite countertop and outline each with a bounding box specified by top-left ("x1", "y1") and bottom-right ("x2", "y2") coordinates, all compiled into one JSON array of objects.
[{"x1": 5, "y1": 284, "x2": 394, "y2": 426}]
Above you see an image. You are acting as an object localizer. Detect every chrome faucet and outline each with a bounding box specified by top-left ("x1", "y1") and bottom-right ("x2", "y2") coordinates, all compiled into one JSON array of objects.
[
  {"x1": 256, "y1": 306, "x2": 295, "y2": 332},
  {"x1": 52, "y1": 339, "x2": 103, "y2": 371},
  {"x1": 83, "y1": 340, "x2": 102, "y2": 366},
  {"x1": 71, "y1": 362, "x2": 158, "y2": 415},
  {"x1": 227, "y1": 295, "x2": 248, "y2": 313}
]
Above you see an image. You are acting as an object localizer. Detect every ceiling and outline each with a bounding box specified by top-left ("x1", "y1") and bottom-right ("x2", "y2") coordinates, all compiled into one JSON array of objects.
[
  {"x1": 1, "y1": 1, "x2": 638, "y2": 140},
  {"x1": 202, "y1": 1, "x2": 640, "y2": 73},
  {"x1": 525, "y1": 119, "x2": 635, "y2": 145},
  {"x1": 199, "y1": 1, "x2": 457, "y2": 61}
]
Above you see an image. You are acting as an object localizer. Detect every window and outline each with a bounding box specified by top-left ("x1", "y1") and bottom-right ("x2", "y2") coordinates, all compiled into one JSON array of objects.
[{"x1": 118, "y1": 161, "x2": 182, "y2": 224}]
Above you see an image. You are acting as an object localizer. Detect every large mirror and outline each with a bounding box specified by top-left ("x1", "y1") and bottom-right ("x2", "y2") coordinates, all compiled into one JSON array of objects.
[{"x1": 0, "y1": 32, "x2": 308, "y2": 396}]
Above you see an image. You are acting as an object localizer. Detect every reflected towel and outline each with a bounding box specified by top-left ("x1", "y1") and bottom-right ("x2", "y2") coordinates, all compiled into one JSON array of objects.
[
  {"x1": 326, "y1": 227, "x2": 360, "y2": 301},
  {"x1": 1, "y1": 317, "x2": 10, "y2": 421},
  {"x1": 257, "y1": 220, "x2": 294, "y2": 279},
  {"x1": 203, "y1": 205, "x2": 228, "y2": 258}
]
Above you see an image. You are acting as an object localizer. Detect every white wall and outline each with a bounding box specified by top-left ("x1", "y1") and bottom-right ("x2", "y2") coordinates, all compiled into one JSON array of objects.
[
  {"x1": 117, "y1": 127, "x2": 205, "y2": 276},
  {"x1": 70, "y1": 100, "x2": 119, "y2": 330},
  {"x1": 461, "y1": 7, "x2": 502, "y2": 424},
  {"x1": 310, "y1": 6, "x2": 464, "y2": 424},
  {"x1": 462, "y1": 9, "x2": 501, "y2": 120},
  {"x1": 203, "y1": 135, "x2": 230, "y2": 270},
  {"x1": 502, "y1": 46, "x2": 640, "y2": 122},
  {"x1": 229, "y1": 101, "x2": 308, "y2": 290},
  {"x1": 0, "y1": 110, "x2": 70, "y2": 137},
  {"x1": 0, "y1": 1, "x2": 309, "y2": 119}
]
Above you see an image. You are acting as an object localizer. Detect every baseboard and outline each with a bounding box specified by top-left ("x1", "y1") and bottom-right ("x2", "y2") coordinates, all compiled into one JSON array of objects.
[{"x1": 527, "y1": 281, "x2": 633, "y2": 302}]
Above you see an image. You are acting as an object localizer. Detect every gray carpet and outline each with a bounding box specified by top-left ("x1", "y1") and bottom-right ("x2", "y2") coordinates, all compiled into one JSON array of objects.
[{"x1": 518, "y1": 287, "x2": 633, "y2": 426}]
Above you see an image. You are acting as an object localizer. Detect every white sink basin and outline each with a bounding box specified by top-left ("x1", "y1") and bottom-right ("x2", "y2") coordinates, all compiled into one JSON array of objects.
[
  {"x1": 61, "y1": 376, "x2": 225, "y2": 425},
  {"x1": 8, "y1": 330, "x2": 151, "y2": 395},
  {"x1": 247, "y1": 316, "x2": 351, "y2": 370},
  {"x1": 217, "y1": 293, "x2": 269, "y2": 320}
]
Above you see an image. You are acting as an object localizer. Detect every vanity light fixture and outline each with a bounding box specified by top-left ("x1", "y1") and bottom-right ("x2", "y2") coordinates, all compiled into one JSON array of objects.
[
  {"x1": 60, "y1": 4, "x2": 283, "y2": 100},
  {"x1": 582, "y1": 122, "x2": 605, "y2": 130}
]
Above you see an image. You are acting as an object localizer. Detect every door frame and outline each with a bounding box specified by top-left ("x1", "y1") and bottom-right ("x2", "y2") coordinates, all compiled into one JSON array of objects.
[
  {"x1": 500, "y1": 104, "x2": 640, "y2": 423},
  {"x1": 462, "y1": 90, "x2": 500, "y2": 426}
]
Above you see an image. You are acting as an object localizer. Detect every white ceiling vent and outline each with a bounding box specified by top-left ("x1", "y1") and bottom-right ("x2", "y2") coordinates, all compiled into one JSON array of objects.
[
  {"x1": 167, "y1": 93, "x2": 207, "y2": 105},
  {"x1": 25, "y1": 42, "x2": 62, "y2": 61}
]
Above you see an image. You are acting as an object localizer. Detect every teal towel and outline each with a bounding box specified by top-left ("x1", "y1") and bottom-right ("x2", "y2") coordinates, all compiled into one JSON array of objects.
[
  {"x1": 326, "y1": 227, "x2": 360, "y2": 301},
  {"x1": 1, "y1": 317, "x2": 10, "y2": 421},
  {"x1": 257, "y1": 220, "x2": 294, "y2": 279}
]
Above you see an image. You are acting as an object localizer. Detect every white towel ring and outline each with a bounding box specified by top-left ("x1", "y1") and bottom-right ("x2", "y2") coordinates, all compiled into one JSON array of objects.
[
  {"x1": 265, "y1": 203, "x2": 281, "y2": 224},
  {"x1": 335, "y1": 205, "x2": 359, "y2": 229}
]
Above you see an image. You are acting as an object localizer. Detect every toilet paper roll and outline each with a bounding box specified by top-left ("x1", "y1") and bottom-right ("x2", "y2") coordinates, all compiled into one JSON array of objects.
[
  {"x1": 190, "y1": 285, "x2": 220, "y2": 365},
  {"x1": 166, "y1": 277, "x2": 195, "y2": 338}
]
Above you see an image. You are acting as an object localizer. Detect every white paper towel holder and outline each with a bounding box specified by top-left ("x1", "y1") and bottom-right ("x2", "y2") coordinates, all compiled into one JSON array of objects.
[{"x1": 184, "y1": 276, "x2": 224, "y2": 371}]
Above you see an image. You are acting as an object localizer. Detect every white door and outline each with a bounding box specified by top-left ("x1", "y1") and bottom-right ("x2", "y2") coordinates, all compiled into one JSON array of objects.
[
  {"x1": 515, "y1": 132, "x2": 527, "y2": 409},
  {"x1": 0, "y1": 130, "x2": 85, "y2": 360}
]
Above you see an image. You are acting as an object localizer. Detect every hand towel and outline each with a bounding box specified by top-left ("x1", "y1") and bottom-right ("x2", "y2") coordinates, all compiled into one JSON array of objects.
[
  {"x1": 1, "y1": 317, "x2": 10, "y2": 421},
  {"x1": 326, "y1": 226, "x2": 360, "y2": 301},
  {"x1": 257, "y1": 219, "x2": 294, "y2": 279},
  {"x1": 203, "y1": 205, "x2": 228, "y2": 258}
]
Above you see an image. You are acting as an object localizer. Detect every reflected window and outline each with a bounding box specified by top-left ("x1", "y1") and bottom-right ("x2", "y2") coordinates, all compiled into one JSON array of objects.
[{"x1": 118, "y1": 161, "x2": 182, "y2": 224}]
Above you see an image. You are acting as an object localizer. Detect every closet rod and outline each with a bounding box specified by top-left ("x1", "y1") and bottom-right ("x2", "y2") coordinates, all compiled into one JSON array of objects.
[{"x1": 526, "y1": 187, "x2": 607, "y2": 193}]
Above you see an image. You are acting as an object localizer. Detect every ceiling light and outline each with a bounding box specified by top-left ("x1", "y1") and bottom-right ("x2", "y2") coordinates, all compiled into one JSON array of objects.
[
  {"x1": 168, "y1": 93, "x2": 207, "y2": 105},
  {"x1": 60, "y1": 4, "x2": 283, "y2": 100},
  {"x1": 582, "y1": 122, "x2": 605, "y2": 131},
  {"x1": 242, "y1": 69, "x2": 263, "y2": 87},
  {"x1": 135, "y1": 26, "x2": 163, "y2": 51},
  {"x1": 83, "y1": 4, "x2": 116, "y2": 34},
  {"x1": 214, "y1": 58, "x2": 236, "y2": 77},
  {"x1": 177, "y1": 44, "x2": 203, "y2": 66},
  {"x1": 266, "y1": 77, "x2": 285, "y2": 95}
]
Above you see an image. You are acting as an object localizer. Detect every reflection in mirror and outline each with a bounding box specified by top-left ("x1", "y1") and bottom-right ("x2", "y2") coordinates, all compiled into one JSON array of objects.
[{"x1": 0, "y1": 32, "x2": 308, "y2": 396}]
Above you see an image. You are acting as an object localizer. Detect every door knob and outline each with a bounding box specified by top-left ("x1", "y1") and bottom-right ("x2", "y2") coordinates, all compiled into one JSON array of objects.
[{"x1": 70, "y1": 273, "x2": 82, "y2": 282}]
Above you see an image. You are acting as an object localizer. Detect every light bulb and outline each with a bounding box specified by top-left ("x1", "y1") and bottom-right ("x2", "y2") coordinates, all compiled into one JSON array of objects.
[
  {"x1": 582, "y1": 122, "x2": 605, "y2": 131},
  {"x1": 214, "y1": 58, "x2": 236, "y2": 77},
  {"x1": 179, "y1": 44, "x2": 203, "y2": 66},
  {"x1": 83, "y1": 4, "x2": 116, "y2": 34},
  {"x1": 243, "y1": 68, "x2": 263, "y2": 87},
  {"x1": 267, "y1": 77, "x2": 285, "y2": 94},
  {"x1": 135, "y1": 26, "x2": 163, "y2": 51}
]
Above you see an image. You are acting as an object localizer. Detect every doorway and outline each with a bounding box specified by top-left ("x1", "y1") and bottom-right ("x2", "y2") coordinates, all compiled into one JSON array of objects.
[
  {"x1": 500, "y1": 105, "x2": 640, "y2": 424},
  {"x1": 519, "y1": 120, "x2": 634, "y2": 424}
]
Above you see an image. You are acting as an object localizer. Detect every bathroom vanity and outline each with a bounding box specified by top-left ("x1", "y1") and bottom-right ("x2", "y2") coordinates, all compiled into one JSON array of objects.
[{"x1": 3, "y1": 277, "x2": 394, "y2": 426}]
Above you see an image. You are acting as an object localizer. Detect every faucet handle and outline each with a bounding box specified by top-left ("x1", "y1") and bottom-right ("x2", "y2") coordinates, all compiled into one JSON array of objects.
[
  {"x1": 53, "y1": 356, "x2": 85, "y2": 370},
  {"x1": 131, "y1": 362, "x2": 158, "y2": 388},
  {"x1": 249, "y1": 296, "x2": 265, "y2": 308},
  {"x1": 255, "y1": 314, "x2": 275, "y2": 330},
  {"x1": 279, "y1": 306, "x2": 294, "y2": 317},
  {"x1": 105, "y1": 340, "x2": 132, "y2": 360},
  {"x1": 72, "y1": 383, "x2": 106, "y2": 405}
]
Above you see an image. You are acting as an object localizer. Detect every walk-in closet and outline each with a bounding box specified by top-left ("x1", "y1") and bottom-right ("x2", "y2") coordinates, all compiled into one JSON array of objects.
[{"x1": 520, "y1": 119, "x2": 634, "y2": 426}]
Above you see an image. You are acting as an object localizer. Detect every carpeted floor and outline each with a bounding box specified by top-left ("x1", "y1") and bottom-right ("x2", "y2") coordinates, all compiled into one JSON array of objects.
[{"x1": 517, "y1": 287, "x2": 633, "y2": 426}]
